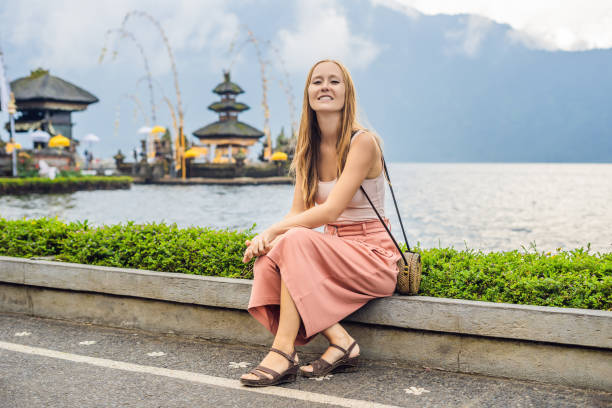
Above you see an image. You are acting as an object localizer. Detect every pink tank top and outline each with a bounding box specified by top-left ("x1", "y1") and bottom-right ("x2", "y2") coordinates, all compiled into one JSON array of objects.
[{"x1": 315, "y1": 130, "x2": 385, "y2": 223}]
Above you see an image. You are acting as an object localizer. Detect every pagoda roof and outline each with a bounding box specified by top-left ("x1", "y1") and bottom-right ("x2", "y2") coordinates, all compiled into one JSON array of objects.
[
  {"x1": 213, "y1": 71, "x2": 244, "y2": 95},
  {"x1": 193, "y1": 119, "x2": 264, "y2": 140},
  {"x1": 11, "y1": 69, "x2": 99, "y2": 109},
  {"x1": 208, "y1": 100, "x2": 250, "y2": 112}
]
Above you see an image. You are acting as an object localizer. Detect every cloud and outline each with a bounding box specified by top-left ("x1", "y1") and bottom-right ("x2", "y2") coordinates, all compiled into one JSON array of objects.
[
  {"x1": 0, "y1": 0, "x2": 240, "y2": 73},
  {"x1": 368, "y1": 0, "x2": 420, "y2": 18},
  {"x1": 371, "y1": 0, "x2": 612, "y2": 51},
  {"x1": 444, "y1": 15, "x2": 493, "y2": 57},
  {"x1": 276, "y1": 0, "x2": 381, "y2": 74}
]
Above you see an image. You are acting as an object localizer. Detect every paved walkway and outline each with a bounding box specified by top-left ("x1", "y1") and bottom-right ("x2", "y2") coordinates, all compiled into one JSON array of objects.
[{"x1": 1, "y1": 312, "x2": 610, "y2": 407}]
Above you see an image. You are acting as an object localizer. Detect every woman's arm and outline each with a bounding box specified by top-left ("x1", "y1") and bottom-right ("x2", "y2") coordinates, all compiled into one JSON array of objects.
[
  {"x1": 270, "y1": 131, "x2": 378, "y2": 234},
  {"x1": 284, "y1": 171, "x2": 308, "y2": 219},
  {"x1": 243, "y1": 132, "x2": 378, "y2": 262}
]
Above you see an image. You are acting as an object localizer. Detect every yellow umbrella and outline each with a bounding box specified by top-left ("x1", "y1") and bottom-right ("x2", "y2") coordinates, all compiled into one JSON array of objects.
[
  {"x1": 48, "y1": 134, "x2": 70, "y2": 147},
  {"x1": 184, "y1": 147, "x2": 208, "y2": 158},
  {"x1": 184, "y1": 149, "x2": 199, "y2": 159},
  {"x1": 150, "y1": 125, "x2": 166, "y2": 133},
  {"x1": 5, "y1": 142, "x2": 22, "y2": 153},
  {"x1": 270, "y1": 151, "x2": 288, "y2": 161}
]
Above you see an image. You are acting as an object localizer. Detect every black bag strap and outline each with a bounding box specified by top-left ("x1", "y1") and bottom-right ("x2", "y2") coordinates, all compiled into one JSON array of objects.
[{"x1": 351, "y1": 131, "x2": 412, "y2": 263}]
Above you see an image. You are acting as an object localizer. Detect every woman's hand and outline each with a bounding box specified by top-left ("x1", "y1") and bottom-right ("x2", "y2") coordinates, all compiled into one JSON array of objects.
[{"x1": 242, "y1": 228, "x2": 280, "y2": 263}]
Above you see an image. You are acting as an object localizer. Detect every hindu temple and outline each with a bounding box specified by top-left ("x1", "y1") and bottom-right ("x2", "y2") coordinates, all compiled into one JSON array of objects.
[
  {"x1": 192, "y1": 71, "x2": 264, "y2": 163},
  {"x1": 9, "y1": 68, "x2": 98, "y2": 143},
  {"x1": 0, "y1": 68, "x2": 99, "y2": 175}
]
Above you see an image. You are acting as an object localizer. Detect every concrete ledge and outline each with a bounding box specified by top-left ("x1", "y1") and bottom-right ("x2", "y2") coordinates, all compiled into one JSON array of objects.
[
  {"x1": 1, "y1": 256, "x2": 609, "y2": 348},
  {"x1": 1, "y1": 256, "x2": 611, "y2": 391}
]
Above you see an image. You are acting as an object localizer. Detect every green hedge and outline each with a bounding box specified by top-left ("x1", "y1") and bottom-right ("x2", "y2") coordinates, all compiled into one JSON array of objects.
[
  {"x1": 0, "y1": 217, "x2": 610, "y2": 310},
  {"x1": 0, "y1": 176, "x2": 132, "y2": 194},
  {"x1": 419, "y1": 245, "x2": 611, "y2": 310},
  {"x1": 0, "y1": 217, "x2": 254, "y2": 279}
]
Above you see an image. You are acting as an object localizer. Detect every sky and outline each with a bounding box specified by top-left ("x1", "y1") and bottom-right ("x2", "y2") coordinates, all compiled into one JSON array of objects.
[
  {"x1": 1, "y1": 0, "x2": 611, "y2": 160},
  {"x1": 373, "y1": 0, "x2": 612, "y2": 51}
]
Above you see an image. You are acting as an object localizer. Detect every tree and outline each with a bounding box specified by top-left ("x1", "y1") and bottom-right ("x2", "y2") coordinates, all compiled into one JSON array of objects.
[{"x1": 275, "y1": 126, "x2": 290, "y2": 152}]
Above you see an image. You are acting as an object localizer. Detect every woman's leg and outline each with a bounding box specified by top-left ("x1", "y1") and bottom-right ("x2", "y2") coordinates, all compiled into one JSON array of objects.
[
  {"x1": 299, "y1": 323, "x2": 360, "y2": 374},
  {"x1": 241, "y1": 278, "x2": 301, "y2": 381}
]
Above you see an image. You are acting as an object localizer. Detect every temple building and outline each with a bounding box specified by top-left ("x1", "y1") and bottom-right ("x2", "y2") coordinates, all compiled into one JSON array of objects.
[
  {"x1": 192, "y1": 71, "x2": 264, "y2": 163},
  {"x1": 8, "y1": 68, "x2": 98, "y2": 143}
]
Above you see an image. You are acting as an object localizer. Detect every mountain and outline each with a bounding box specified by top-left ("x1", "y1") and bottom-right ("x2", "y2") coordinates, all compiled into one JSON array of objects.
[
  {"x1": 3, "y1": 1, "x2": 610, "y2": 162},
  {"x1": 354, "y1": 5, "x2": 612, "y2": 162}
]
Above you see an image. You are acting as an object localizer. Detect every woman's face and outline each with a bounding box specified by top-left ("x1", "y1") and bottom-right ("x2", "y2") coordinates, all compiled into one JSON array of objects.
[{"x1": 308, "y1": 61, "x2": 345, "y2": 113}]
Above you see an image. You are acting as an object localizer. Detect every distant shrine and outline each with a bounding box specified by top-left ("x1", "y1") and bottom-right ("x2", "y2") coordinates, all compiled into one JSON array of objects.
[
  {"x1": 9, "y1": 68, "x2": 98, "y2": 142},
  {"x1": 192, "y1": 71, "x2": 264, "y2": 163}
]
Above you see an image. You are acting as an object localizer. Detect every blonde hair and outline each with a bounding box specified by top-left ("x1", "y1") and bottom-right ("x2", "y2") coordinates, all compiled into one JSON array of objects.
[{"x1": 289, "y1": 59, "x2": 381, "y2": 209}]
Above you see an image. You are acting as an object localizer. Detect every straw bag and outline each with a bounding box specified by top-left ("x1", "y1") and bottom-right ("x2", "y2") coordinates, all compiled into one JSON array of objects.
[{"x1": 355, "y1": 135, "x2": 422, "y2": 295}]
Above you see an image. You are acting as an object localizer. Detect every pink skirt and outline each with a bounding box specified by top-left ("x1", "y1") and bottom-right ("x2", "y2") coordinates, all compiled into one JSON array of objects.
[{"x1": 247, "y1": 218, "x2": 402, "y2": 345}]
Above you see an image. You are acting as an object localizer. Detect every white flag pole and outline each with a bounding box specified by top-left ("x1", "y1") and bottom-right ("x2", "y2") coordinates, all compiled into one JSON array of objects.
[{"x1": 0, "y1": 48, "x2": 17, "y2": 176}]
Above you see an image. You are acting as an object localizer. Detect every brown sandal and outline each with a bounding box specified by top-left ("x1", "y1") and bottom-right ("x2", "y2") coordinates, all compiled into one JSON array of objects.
[
  {"x1": 240, "y1": 347, "x2": 299, "y2": 387},
  {"x1": 300, "y1": 341, "x2": 360, "y2": 378}
]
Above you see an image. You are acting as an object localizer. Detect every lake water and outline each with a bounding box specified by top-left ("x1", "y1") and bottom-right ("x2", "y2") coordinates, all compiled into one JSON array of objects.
[{"x1": 1, "y1": 163, "x2": 611, "y2": 253}]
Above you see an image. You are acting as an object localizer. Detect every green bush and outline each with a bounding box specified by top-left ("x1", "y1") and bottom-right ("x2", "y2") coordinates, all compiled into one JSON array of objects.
[
  {"x1": 0, "y1": 176, "x2": 132, "y2": 194},
  {"x1": 0, "y1": 217, "x2": 75, "y2": 256},
  {"x1": 416, "y1": 244, "x2": 611, "y2": 310},
  {"x1": 0, "y1": 217, "x2": 256, "y2": 279},
  {"x1": 0, "y1": 217, "x2": 610, "y2": 310},
  {"x1": 57, "y1": 221, "x2": 256, "y2": 278}
]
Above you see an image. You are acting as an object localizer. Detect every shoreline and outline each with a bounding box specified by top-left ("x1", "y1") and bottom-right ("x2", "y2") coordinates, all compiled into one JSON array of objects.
[{"x1": 131, "y1": 176, "x2": 293, "y2": 185}]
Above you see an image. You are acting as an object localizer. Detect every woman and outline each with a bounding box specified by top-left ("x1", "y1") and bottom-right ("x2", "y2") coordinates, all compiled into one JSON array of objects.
[{"x1": 240, "y1": 59, "x2": 401, "y2": 387}]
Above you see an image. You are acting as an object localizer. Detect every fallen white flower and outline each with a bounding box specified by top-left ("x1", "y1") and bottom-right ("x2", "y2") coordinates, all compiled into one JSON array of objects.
[
  {"x1": 309, "y1": 374, "x2": 333, "y2": 381},
  {"x1": 229, "y1": 362, "x2": 251, "y2": 369},
  {"x1": 404, "y1": 386, "x2": 430, "y2": 395}
]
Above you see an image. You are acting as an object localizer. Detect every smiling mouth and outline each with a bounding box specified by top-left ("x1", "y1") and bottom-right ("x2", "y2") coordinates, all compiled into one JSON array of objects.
[{"x1": 318, "y1": 96, "x2": 333, "y2": 101}]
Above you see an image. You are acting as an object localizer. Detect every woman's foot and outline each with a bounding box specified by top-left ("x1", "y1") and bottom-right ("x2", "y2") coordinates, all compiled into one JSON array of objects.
[
  {"x1": 299, "y1": 336, "x2": 360, "y2": 375},
  {"x1": 240, "y1": 346, "x2": 299, "y2": 382}
]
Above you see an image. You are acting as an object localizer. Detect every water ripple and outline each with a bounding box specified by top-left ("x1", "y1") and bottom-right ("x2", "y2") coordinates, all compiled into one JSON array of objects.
[{"x1": 1, "y1": 163, "x2": 611, "y2": 252}]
